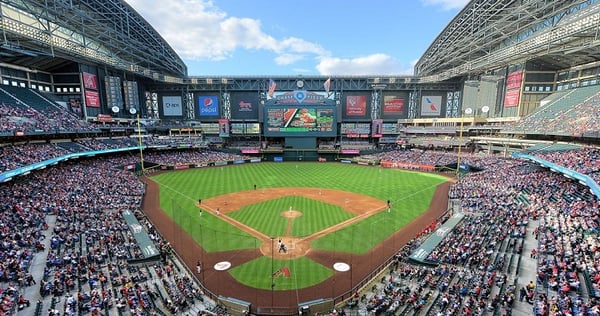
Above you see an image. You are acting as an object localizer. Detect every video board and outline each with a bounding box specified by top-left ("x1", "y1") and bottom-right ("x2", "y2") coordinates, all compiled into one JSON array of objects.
[{"x1": 264, "y1": 106, "x2": 336, "y2": 136}]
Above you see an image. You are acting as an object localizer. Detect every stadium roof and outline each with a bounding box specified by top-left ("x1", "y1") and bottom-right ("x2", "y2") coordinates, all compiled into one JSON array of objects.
[
  {"x1": 415, "y1": 0, "x2": 600, "y2": 82},
  {"x1": 0, "y1": 0, "x2": 186, "y2": 79}
]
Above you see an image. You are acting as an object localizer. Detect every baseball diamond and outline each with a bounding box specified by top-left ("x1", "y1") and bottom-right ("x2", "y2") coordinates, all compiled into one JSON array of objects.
[{"x1": 140, "y1": 162, "x2": 453, "y2": 310}]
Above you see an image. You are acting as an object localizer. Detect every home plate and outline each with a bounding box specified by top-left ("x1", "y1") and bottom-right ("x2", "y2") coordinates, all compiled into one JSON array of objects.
[
  {"x1": 333, "y1": 262, "x2": 350, "y2": 272},
  {"x1": 214, "y1": 261, "x2": 232, "y2": 271}
]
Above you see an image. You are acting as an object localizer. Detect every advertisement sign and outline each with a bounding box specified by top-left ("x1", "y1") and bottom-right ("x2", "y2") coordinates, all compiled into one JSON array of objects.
[
  {"x1": 345, "y1": 95, "x2": 367, "y2": 116},
  {"x1": 230, "y1": 92, "x2": 259, "y2": 119},
  {"x1": 504, "y1": 70, "x2": 523, "y2": 108},
  {"x1": 372, "y1": 119, "x2": 383, "y2": 138},
  {"x1": 420, "y1": 96, "x2": 442, "y2": 116},
  {"x1": 97, "y1": 114, "x2": 113, "y2": 122},
  {"x1": 505, "y1": 70, "x2": 523, "y2": 90},
  {"x1": 198, "y1": 96, "x2": 219, "y2": 116},
  {"x1": 85, "y1": 90, "x2": 100, "y2": 107},
  {"x1": 218, "y1": 119, "x2": 230, "y2": 137},
  {"x1": 383, "y1": 96, "x2": 404, "y2": 114},
  {"x1": 272, "y1": 90, "x2": 329, "y2": 105},
  {"x1": 162, "y1": 96, "x2": 183, "y2": 116},
  {"x1": 504, "y1": 89, "x2": 521, "y2": 108}
]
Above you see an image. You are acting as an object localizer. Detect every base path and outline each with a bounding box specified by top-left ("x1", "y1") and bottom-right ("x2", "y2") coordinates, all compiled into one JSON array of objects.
[
  {"x1": 141, "y1": 176, "x2": 452, "y2": 310},
  {"x1": 199, "y1": 188, "x2": 387, "y2": 259}
]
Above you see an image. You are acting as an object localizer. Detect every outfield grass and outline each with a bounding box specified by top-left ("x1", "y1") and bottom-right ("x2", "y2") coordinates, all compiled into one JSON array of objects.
[
  {"x1": 229, "y1": 256, "x2": 334, "y2": 290},
  {"x1": 151, "y1": 162, "x2": 448, "y2": 289}
]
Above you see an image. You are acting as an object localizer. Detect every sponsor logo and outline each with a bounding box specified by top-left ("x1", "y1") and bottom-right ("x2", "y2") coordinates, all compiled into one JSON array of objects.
[{"x1": 239, "y1": 101, "x2": 252, "y2": 111}]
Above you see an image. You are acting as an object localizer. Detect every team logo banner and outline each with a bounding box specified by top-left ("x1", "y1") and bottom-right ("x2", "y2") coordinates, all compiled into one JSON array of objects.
[
  {"x1": 82, "y1": 72, "x2": 98, "y2": 90},
  {"x1": 420, "y1": 96, "x2": 442, "y2": 116},
  {"x1": 162, "y1": 96, "x2": 183, "y2": 116},
  {"x1": 198, "y1": 96, "x2": 219, "y2": 116}
]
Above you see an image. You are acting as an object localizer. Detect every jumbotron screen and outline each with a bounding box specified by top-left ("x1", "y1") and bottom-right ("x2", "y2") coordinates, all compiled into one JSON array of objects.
[{"x1": 264, "y1": 106, "x2": 336, "y2": 136}]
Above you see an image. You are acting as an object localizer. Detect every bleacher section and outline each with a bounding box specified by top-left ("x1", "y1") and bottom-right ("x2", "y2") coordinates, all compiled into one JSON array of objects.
[{"x1": 503, "y1": 85, "x2": 600, "y2": 135}]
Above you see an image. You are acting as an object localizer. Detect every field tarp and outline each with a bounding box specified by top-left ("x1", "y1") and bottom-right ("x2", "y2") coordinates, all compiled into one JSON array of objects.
[
  {"x1": 121, "y1": 209, "x2": 162, "y2": 263},
  {"x1": 408, "y1": 212, "x2": 465, "y2": 266}
]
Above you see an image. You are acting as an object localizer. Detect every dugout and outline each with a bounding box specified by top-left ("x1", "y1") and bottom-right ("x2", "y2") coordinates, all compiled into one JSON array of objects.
[
  {"x1": 218, "y1": 296, "x2": 251, "y2": 315},
  {"x1": 298, "y1": 298, "x2": 334, "y2": 315}
]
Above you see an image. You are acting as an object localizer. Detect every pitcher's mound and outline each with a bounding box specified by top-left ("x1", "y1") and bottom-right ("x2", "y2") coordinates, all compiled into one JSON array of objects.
[{"x1": 281, "y1": 210, "x2": 302, "y2": 218}]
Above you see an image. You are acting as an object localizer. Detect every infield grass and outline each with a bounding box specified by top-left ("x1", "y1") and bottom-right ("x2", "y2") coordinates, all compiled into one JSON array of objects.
[{"x1": 151, "y1": 162, "x2": 448, "y2": 289}]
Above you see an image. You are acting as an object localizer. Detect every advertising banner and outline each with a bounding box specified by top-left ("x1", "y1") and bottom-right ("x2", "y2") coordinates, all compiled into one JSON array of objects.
[
  {"x1": 505, "y1": 70, "x2": 523, "y2": 90},
  {"x1": 504, "y1": 70, "x2": 523, "y2": 108},
  {"x1": 504, "y1": 89, "x2": 521, "y2": 107},
  {"x1": 345, "y1": 95, "x2": 367, "y2": 117},
  {"x1": 372, "y1": 119, "x2": 383, "y2": 138},
  {"x1": 162, "y1": 96, "x2": 183, "y2": 116},
  {"x1": 218, "y1": 119, "x2": 230, "y2": 137},
  {"x1": 230, "y1": 92, "x2": 259, "y2": 119},
  {"x1": 198, "y1": 96, "x2": 219, "y2": 116},
  {"x1": 383, "y1": 96, "x2": 404, "y2": 114},
  {"x1": 85, "y1": 90, "x2": 100, "y2": 107},
  {"x1": 420, "y1": 96, "x2": 442, "y2": 116}
]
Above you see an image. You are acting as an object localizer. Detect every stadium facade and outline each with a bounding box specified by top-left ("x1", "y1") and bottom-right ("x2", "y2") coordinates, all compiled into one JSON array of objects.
[
  {"x1": 2, "y1": 0, "x2": 600, "y2": 315},
  {"x1": 1, "y1": 0, "x2": 599, "y2": 154}
]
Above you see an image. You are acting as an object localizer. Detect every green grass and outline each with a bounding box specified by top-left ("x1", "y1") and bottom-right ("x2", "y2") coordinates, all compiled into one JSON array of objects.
[
  {"x1": 151, "y1": 162, "x2": 448, "y2": 289},
  {"x1": 228, "y1": 196, "x2": 353, "y2": 238},
  {"x1": 229, "y1": 256, "x2": 334, "y2": 290}
]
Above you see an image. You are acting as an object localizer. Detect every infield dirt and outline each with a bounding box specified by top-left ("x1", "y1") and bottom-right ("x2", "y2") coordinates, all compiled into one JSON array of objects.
[{"x1": 141, "y1": 175, "x2": 452, "y2": 310}]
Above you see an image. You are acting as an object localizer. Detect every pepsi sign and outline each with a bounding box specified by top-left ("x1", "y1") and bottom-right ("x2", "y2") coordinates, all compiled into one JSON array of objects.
[{"x1": 198, "y1": 96, "x2": 219, "y2": 116}]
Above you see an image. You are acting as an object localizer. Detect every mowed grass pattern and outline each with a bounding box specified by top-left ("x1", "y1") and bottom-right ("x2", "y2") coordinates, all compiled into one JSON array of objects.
[
  {"x1": 152, "y1": 162, "x2": 448, "y2": 290},
  {"x1": 228, "y1": 196, "x2": 353, "y2": 238},
  {"x1": 229, "y1": 256, "x2": 334, "y2": 290},
  {"x1": 153, "y1": 162, "x2": 447, "y2": 253}
]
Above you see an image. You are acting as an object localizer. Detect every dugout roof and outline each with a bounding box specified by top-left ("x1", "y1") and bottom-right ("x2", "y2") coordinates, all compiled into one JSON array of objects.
[
  {"x1": 416, "y1": 0, "x2": 600, "y2": 82},
  {"x1": 0, "y1": 0, "x2": 186, "y2": 79}
]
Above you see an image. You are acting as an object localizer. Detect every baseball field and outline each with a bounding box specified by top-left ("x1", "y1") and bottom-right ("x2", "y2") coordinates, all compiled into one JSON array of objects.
[{"x1": 141, "y1": 161, "x2": 451, "y2": 309}]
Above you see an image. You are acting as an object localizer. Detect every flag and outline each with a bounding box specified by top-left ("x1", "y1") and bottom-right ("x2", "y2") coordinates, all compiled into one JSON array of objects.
[
  {"x1": 268, "y1": 79, "x2": 277, "y2": 97},
  {"x1": 323, "y1": 77, "x2": 331, "y2": 95}
]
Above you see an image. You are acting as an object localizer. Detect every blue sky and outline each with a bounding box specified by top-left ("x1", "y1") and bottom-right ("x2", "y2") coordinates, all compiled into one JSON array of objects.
[{"x1": 125, "y1": 0, "x2": 469, "y2": 76}]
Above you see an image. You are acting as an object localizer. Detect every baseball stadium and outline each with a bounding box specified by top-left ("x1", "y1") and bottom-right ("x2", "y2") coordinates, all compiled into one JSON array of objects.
[{"x1": 0, "y1": 1, "x2": 599, "y2": 316}]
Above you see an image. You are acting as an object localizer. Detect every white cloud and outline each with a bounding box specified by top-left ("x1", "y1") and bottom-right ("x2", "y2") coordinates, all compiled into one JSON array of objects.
[
  {"x1": 316, "y1": 54, "x2": 414, "y2": 76},
  {"x1": 274, "y1": 54, "x2": 305, "y2": 66},
  {"x1": 125, "y1": 0, "x2": 328, "y2": 64},
  {"x1": 125, "y1": 0, "x2": 419, "y2": 75},
  {"x1": 420, "y1": 0, "x2": 469, "y2": 11}
]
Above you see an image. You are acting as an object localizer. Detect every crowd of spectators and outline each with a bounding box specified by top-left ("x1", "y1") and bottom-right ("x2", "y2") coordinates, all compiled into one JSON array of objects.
[
  {"x1": 530, "y1": 147, "x2": 600, "y2": 183},
  {"x1": 0, "y1": 102, "x2": 91, "y2": 134},
  {"x1": 142, "y1": 150, "x2": 251, "y2": 166},
  {"x1": 0, "y1": 143, "x2": 68, "y2": 172},
  {"x1": 372, "y1": 148, "x2": 500, "y2": 170},
  {"x1": 347, "y1": 149, "x2": 600, "y2": 316},
  {"x1": 505, "y1": 88, "x2": 600, "y2": 136},
  {"x1": 0, "y1": 155, "x2": 219, "y2": 315},
  {"x1": 0, "y1": 132, "x2": 599, "y2": 315}
]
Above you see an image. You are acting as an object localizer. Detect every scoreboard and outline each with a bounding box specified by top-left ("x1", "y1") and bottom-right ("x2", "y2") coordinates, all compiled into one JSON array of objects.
[{"x1": 264, "y1": 106, "x2": 336, "y2": 136}]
